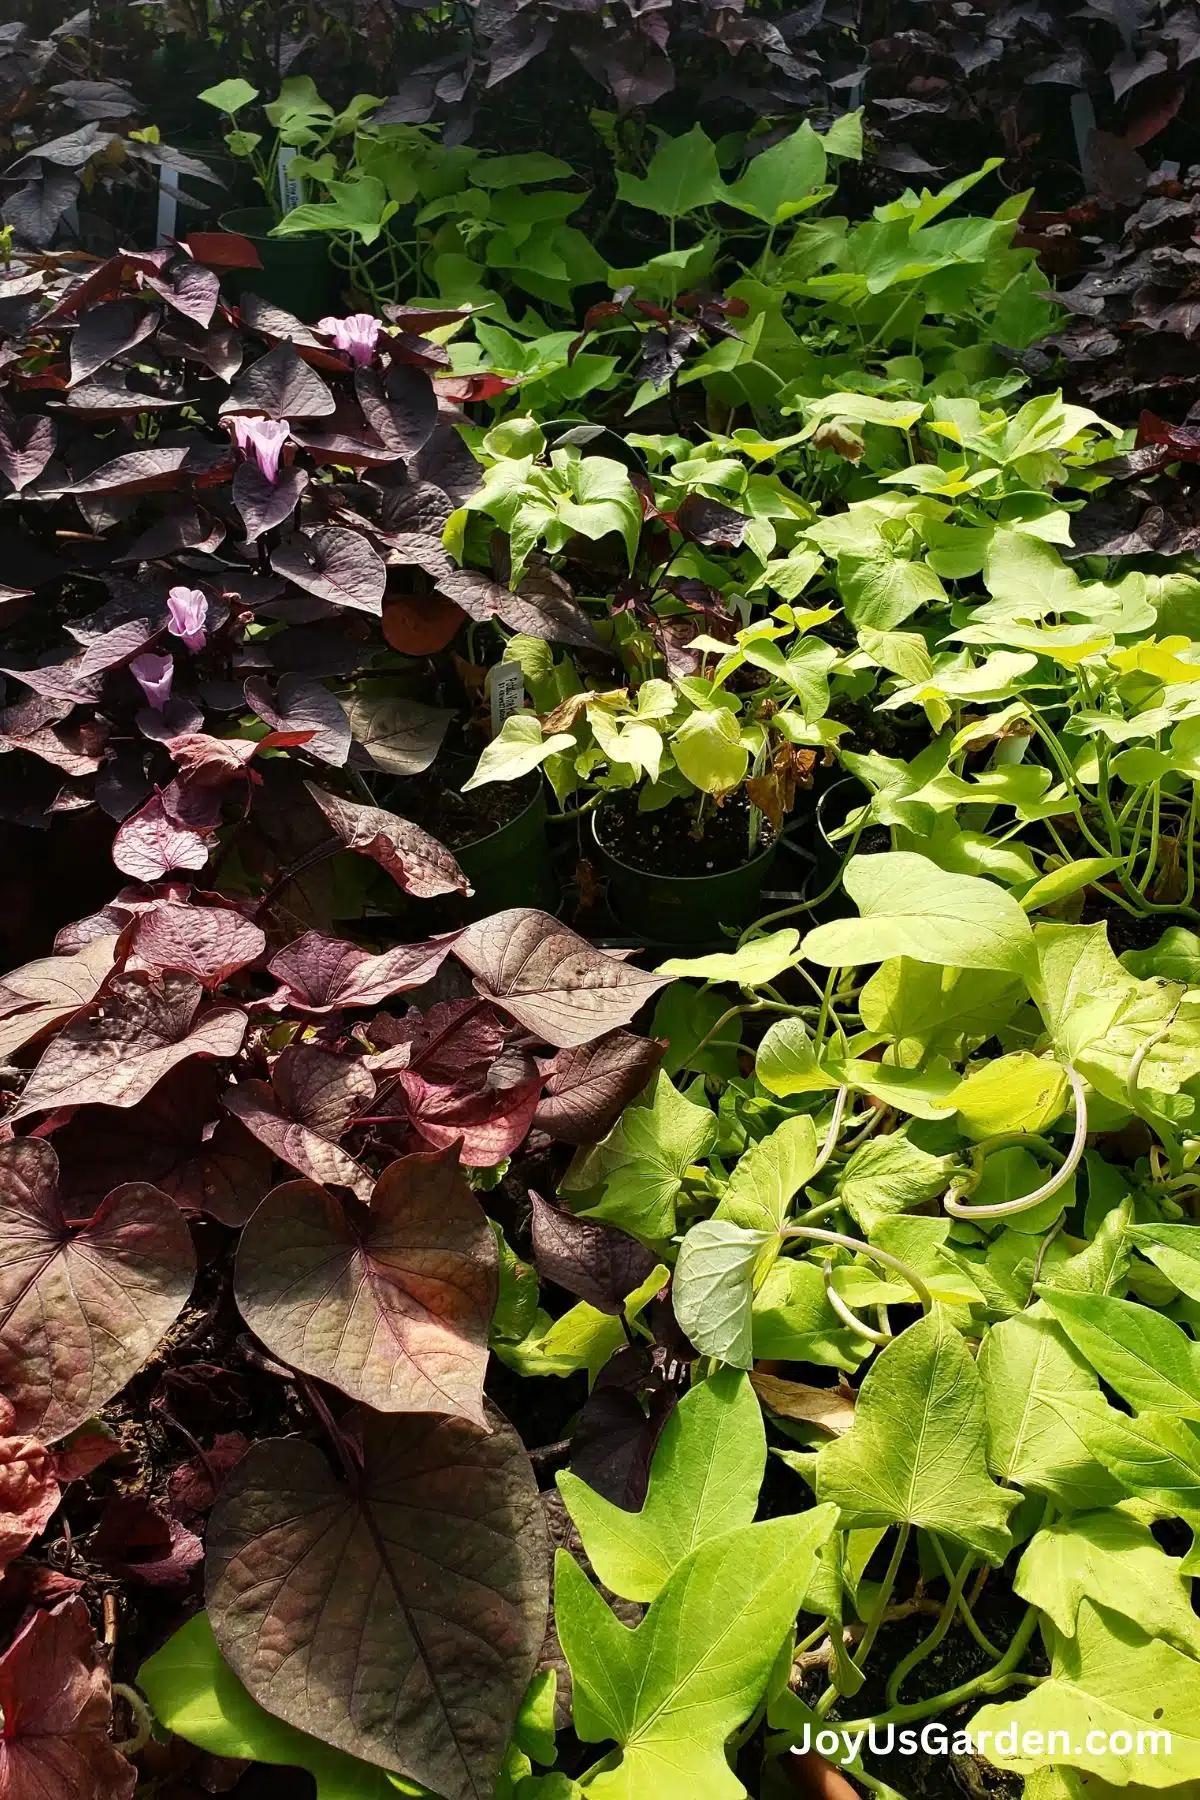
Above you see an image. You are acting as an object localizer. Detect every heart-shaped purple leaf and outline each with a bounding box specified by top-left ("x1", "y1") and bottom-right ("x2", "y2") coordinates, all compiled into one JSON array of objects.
[
  {"x1": 398, "y1": 1069, "x2": 544, "y2": 1166},
  {"x1": 244, "y1": 673, "x2": 350, "y2": 766},
  {"x1": 272, "y1": 526, "x2": 387, "y2": 616},
  {"x1": 535, "y1": 1029, "x2": 666, "y2": 1143},
  {"x1": 306, "y1": 783, "x2": 470, "y2": 898},
  {"x1": 0, "y1": 1140, "x2": 195, "y2": 1440},
  {"x1": 234, "y1": 1149, "x2": 496, "y2": 1420},
  {"x1": 0, "y1": 416, "x2": 55, "y2": 493},
  {"x1": 355, "y1": 363, "x2": 439, "y2": 458},
  {"x1": 206, "y1": 1403, "x2": 547, "y2": 1800},
  {"x1": 529, "y1": 1189, "x2": 659, "y2": 1316},
  {"x1": 12, "y1": 972, "x2": 247, "y2": 1118},
  {"x1": 453, "y1": 909, "x2": 668, "y2": 1047},
  {"x1": 233, "y1": 462, "x2": 308, "y2": 543},
  {"x1": 68, "y1": 298, "x2": 158, "y2": 387},
  {"x1": 437, "y1": 567, "x2": 596, "y2": 649},
  {"x1": 223, "y1": 342, "x2": 335, "y2": 419},
  {"x1": 264, "y1": 929, "x2": 463, "y2": 1012},
  {"x1": 127, "y1": 900, "x2": 266, "y2": 987},
  {"x1": 342, "y1": 689, "x2": 453, "y2": 775},
  {"x1": 223, "y1": 1045, "x2": 375, "y2": 1202}
]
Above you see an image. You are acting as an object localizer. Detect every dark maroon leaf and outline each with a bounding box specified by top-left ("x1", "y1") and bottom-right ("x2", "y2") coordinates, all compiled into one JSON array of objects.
[
  {"x1": 383, "y1": 304, "x2": 479, "y2": 334},
  {"x1": 0, "y1": 1139, "x2": 195, "y2": 1440},
  {"x1": 641, "y1": 323, "x2": 697, "y2": 387},
  {"x1": 167, "y1": 1432, "x2": 249, "y2": 1521},
  {"x1": 412, "y1": 422, "x2": 484, "y2": 505},
  {"x1": 117, "y1": 504, "x2": 226, "y2": 562},
  {"x1": 356, "y1": 363, "x2": 439, "y2": 458},
  {"x1": 437, "y1": 566, "x2": 596, "y2": 648},
  {"x1": 1087, "y1": 128, "x2": 1149, "y2": 208},
  {"x1": 12, "y1": 972, "x2": 246, "y2": 1120},
  {"x1": 0, "y1": 1421, "x2": 60, "y2": 1573},
  {"x1": 0, "y1": 1599, "x2": 136, "y2": 1800},
  {"x1": 675, "y1": 492, "x2": 750, "y2": 549},
  {"x1": 529, "y1": 1190, "x2": 658, "y2": 1315},
  {"x1": 264, "y1": 929, "x2": 463, "y2": 1011},
  {"x1": 53, "y1": 1422, "x2": 120, "y2": 1487},
  {"x1": 223, "y1": 1046, "x2": 375, "y2": 1201},
  {"x1": 342, "y1": 689, "x2": 453, "y2": 774},
  {"x1": 206, "y1": 1405, "x2": 547, "y2": 1800},
  {"x1": 1137, "y1": 409, "x2": 1200, "y2": 463},
  {"x1": 0, "y1": 416, "x2": 55, "y2": 493},
  {"x1": 232, "y1": 461, "x2": 308, "y2": 543},
  {"x1": 127, "y1": 900, "x2": 266, "y2": 987},
  {"x1": 223, "y1": 342, "x2": 335, "y2": 420},
  {"x1": 92, "y1": 1494, "x2": 203, "y2": 1588},
  {"x1": 453, "y1": 908, "x2": 668, "y2": 1047},
  {"x1": 398, "y1": 1069, "x2": 543, "y2": 1165},
  {"x1": 272, "y1": 526, "x2": 387, "y2": 616},
  {"x1": 157, "y1": 315, "x2": 243, "y2": 381},
  {"x1": 111, "y1": 792, "x2": 214, "y2": 882},
  {"x1": 366, "y1": 467, "x2": 454, "y2": 562},
  {"x1": 289, "y1": 418, "x2": 394, "y2": 468},
  {"x1": 235, "y1": 1150, "x2": 496, "y2": 1419},
  {"x1": 51, "y1": 445, "x2": 192, "y2": 498},
  {"x1": 569, "y1": 1346, "x2": 679, "y2": 1510},
  {"x1": 67, "y1": 298, "x2": 158, "y2": 387},
  {"x1": 0, "y1": 693, "x2": 90, "y2": 777},
  {"x1": 0, "y1": 936, "x2": 119, "y2": 1061},
  {"x1": 66, "y1": 372, "x2": 187, "y2": 416},
  {"x1": 369, "y1": 998, "x2": 507, "y2": 1083},
  {"x1": 51, "y1": 1064, "x2": 273, "y2": 1228},
  {"x1": 141, "y1": 258, "x2": 221, "y2": 329},
  {"x1": 306, "y1": 782, "x2": 470, "y2": 898},
  {"x1": 244, "y1": 673, "x2": 350, "y2": 766},
  {"x1": 534, "y1": 1029, "x2": 665, "y2": 1144}
]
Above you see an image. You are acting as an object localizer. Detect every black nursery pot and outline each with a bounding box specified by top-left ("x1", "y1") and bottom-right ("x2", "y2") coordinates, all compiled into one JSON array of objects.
[
  {"x1": 455, "y1": 779, "x2": 557, "y2": 919},
  {"x1": 590, "y1": 795, "x2": 777, "y2": 947},
  {"x1": 218, "y1": 207, "x2": 339, "y2": 322},
  {"x1": 810, "y1": 777, "x2": 891, "y2": 917},
  {"x1": 387, "y1": 754, "x2": 560, "y2": 924}
]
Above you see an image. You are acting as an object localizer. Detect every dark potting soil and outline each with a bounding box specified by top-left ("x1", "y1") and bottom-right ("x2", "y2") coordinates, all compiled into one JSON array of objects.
[
  {"x1": 594, "y1": 789, "x2": 773, "y2": 878},
  {"x1": 791, "y1": 1530, "x2": 1036, "y2": 1800},
  {"x1": 388, "y1": 756, "x2": 540, "y2": 851},
  {"x1": 1082, "y1": 900, "x2": 1196, "y2": 955}
]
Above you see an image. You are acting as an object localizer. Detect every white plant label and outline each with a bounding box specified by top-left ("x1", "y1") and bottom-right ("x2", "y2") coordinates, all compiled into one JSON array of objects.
[
  {"x1": 489, "y1": 662, "x2": 525, "y2": 737},
  {"x1": 276, "y1": 145, "x2": 304, "y2": 215},
  {"x1": 155, "y1": 166, "x2": 180, "y2": 246}
]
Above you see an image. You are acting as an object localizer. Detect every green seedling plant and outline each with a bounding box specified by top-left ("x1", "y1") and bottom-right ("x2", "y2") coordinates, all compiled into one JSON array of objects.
[{"x1": 526, "y1": 852, "x2": 1200, "y2": 1796}]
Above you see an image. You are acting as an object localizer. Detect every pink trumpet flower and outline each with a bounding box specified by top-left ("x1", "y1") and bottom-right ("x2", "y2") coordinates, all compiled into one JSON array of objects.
[
  {"x1": 166, "y1": 586, "x2": 209, "y2": 652},
  {"x1": 229, "y1": 414, "x2": 289, "y2": 484},
  {"x1": 131, "y1": 652, "x2": 174, "y2": 713},
  {"x1": 317, "y1": 312, "x2": 382, "y2": 366}
]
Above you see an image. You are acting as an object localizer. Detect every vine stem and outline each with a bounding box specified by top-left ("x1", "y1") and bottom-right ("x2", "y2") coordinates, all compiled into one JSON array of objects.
[
  {"x1": 835, "y1": 1597, "x2": 1043, "y2": 1731},
  {"x1": 811, "y1": 1086, "x2": 848, "y2": 1179},
  {"x1": 944, "y1": 1065, "x2": 1087, "y2": 1220},
  {"x1": 781, "y1": 1225, "x2": 932, "y2": 1314},
  {"x1": 818, "y1": 1525, "x2": 910, "y2": 1715},
  {"x1": 687, "y1": 998, "x2": 796, "y2": 1063},
  {"x1": 885, "y1": 1543, "x2": 975, "y2": 1708},
  {"x1": 111, "y1": 1684, "x2": 154, "y2": 1755},
  {"x1": 929, "y1": 1533, "x2": 1004, "y2": 1660}
]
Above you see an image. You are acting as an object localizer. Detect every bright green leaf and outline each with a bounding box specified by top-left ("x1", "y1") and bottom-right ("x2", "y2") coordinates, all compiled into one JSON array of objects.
[
  {"x1": 557, "y1": 1368, "x2": 764, "y2": 1602},
  {"x1": 555, "y1": 1506, "x2": 837, "y2": 1800},
  {"x1": 802, "y1": 853, "x2": 1036, "y2": 975},
  {"x1": 815, "y1": 1312, "x2": 1016, "y2": 1562}
]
